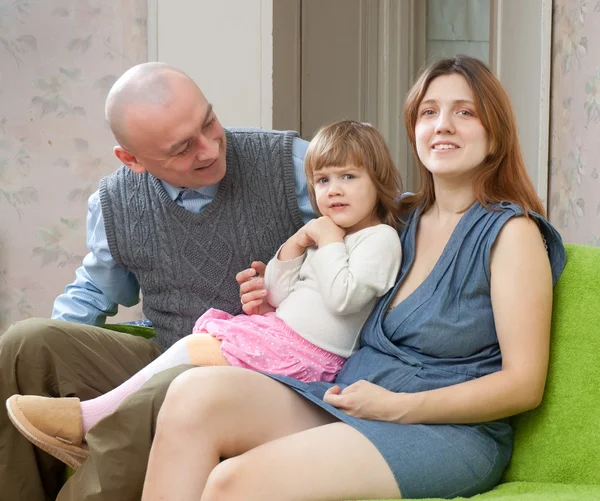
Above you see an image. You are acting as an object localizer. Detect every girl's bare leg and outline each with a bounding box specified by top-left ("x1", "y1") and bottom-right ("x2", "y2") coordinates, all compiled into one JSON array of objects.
[
  {"x1": 142, "y1": 366, "x2": 400, "y2": 501},
  {"x1": 184, "y1": 333, "x2": 228, "y2": 366}
]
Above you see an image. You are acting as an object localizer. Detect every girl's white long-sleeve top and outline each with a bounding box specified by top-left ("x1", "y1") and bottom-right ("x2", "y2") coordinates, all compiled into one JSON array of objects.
[{"x1": 264, "y1": 224, "x2": 402, "y2": 358}]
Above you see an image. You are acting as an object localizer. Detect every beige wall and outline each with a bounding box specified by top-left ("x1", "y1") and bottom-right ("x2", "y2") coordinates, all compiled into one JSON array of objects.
[
  {"x1": 0, "y1": 0, "x2": 148, "y2": 333},
  {"x1": 152, "y1": 0, "x2": 273, "y2": 128},
  {"x1": 548, "y1": 0, "x2": 600, "y2": 246}
]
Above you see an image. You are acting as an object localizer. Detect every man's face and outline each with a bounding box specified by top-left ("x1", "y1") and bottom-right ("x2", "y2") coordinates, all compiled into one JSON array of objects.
[{"x1": 122, "y1": 79, "x2": 227, "y2": 188}]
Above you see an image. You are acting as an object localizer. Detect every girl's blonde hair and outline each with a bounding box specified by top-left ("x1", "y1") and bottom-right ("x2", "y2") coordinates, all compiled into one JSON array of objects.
[{"x1": 304, "y1": 120, "x2": 402, "y2": 228}]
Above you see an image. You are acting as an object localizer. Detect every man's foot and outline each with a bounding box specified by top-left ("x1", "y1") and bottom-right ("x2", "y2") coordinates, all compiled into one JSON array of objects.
[{"x1": 6, "y1": 395, "x2": 89, "y2": 470}]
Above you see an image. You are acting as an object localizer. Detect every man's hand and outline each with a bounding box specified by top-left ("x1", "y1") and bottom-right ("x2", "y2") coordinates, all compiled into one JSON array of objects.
[{"x1": 236, "y1": 261, "x2": 275, "y2": 315}]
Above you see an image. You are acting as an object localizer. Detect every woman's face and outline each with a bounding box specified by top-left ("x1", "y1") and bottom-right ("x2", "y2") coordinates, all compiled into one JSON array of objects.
[{"x1": 415, "y1": 74, "x2": 489, "y2": 182}]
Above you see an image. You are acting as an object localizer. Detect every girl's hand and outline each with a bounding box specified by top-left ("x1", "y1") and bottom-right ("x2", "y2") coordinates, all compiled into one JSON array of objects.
[
  {"x1": 236, "y1": 261, "x2": 275, "y2": 315},
  {"x1": 303, "y1": 216, "x2": 346, "y2": 247},
  {"x1": 278, "y1": 228, "x2": 314, "y2": 261},
  {"x1": 279, "y1": 216, "x2": 345, "y2": 260},
  {"x1": 293, "y1": 226, "x2": 316, "y2": 250},
  {"x1": 323, "y1": 380, "x2": 407, "y2": 422}
]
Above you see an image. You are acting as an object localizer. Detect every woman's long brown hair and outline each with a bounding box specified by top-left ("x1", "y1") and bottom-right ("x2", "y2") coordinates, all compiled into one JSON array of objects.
[{"x1": 400, "y1": 55, "x2": 545, "y2": 217}]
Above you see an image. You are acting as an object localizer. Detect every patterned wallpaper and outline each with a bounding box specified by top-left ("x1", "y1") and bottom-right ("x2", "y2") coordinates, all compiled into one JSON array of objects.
[
  {"x1": 0, "y1": 0, "x2": 597, "y2": 333},
  {"x1": 0, "y1": 0, "x2": 147, "y2": 333},
  {"x1": 549, "y1": 0, "x2": 600, "y2": 246}
]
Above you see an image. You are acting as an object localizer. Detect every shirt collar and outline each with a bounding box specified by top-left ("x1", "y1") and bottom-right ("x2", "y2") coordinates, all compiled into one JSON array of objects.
[{"x1": 160, "y1": 180, "x2": 220, "y2": 200}]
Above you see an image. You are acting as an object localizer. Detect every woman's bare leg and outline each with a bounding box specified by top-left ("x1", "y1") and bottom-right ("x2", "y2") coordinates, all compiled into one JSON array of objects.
[
  {"x1": 202, "y1": 422, "x2": 401, "y2": 501},
  {"x1": 142, "y1": 366, "x2": 400, "y2": 501}
]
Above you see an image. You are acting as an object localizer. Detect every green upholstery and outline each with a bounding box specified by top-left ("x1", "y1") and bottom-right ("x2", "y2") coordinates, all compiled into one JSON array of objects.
[
  {"x1": 83, "y1": 244, "x2": 598, "y2": 500},
  {"x1": 501, "y1": 244, "x2": 600, "y2": 487},
  {"x1": 374, "y1": 482, "x2": 600, "y2": 501},
  {"x1": 102, "y1": 322, "x2": 156, "y2": 339}
]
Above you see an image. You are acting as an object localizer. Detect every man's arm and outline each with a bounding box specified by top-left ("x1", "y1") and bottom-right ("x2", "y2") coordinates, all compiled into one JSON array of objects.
[
  {"x1": 52, "y1": 191, "x2": 140, "y2": 325},
  {"x1": 292, "y1": 137, "x2": 316, "y2": 224}
]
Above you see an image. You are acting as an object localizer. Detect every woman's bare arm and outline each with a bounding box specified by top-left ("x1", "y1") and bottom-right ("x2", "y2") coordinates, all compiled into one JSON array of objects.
[{"x1": 325, "y1": 216, "x2": 554, "y2": 424}]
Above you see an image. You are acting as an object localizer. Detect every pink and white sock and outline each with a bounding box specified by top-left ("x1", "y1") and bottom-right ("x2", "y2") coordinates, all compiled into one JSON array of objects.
[{"x1": 80, "y1": 336, "x2": 195, "y2": 435}]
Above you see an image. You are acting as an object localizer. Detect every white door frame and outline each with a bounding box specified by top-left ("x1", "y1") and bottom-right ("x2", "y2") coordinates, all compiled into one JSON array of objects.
[
  {"x1": 375, "y1": 0, "x2": 425, "y2": 192},
  {"x1": 148, "y1": 0, "x2": 158, "y2": 61},
  {"x1": 147, "y1": 0, "x2": 274, "y2": 128},
  {"x1": 490, "y1": 0, "x2": 552, "y2": 210}
]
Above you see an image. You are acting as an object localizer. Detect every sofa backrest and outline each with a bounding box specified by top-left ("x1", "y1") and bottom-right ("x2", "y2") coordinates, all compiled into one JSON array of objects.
[{"x1": 502, "y1": 244, "x2": 600, "y2": 485}]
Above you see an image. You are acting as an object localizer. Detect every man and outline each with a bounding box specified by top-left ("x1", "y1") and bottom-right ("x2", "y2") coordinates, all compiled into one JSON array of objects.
[{"x1": 0, "y1": 62, "x2": 313, "y2": 501}]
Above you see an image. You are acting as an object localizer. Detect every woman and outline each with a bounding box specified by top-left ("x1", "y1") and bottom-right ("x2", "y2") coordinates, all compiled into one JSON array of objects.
[{"x1": 141, "y1": 56, "x2": 566, "y2": 500}]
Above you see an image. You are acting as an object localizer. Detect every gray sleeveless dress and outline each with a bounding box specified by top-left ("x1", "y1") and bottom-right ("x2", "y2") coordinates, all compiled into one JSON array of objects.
[{"x1": 267, "y1": 201, "x2": 566, "y2": 499}]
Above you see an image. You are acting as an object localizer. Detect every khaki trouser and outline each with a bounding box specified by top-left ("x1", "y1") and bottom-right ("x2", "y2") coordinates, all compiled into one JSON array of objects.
[
  {"x1": 0, "y1": 318, "x2": 162, "y2": 501},
  {"x1": 57, "y1": 365, "x2": 191, "y2": 501}
]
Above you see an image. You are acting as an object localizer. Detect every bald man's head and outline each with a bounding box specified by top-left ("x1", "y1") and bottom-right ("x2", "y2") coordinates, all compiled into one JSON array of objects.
[
  {"x1": 105, "y1": 62, "x2": 197, "y2": 150},
  {"x1": 107, "y1": 63, "x2": 227, "y2": 189}
]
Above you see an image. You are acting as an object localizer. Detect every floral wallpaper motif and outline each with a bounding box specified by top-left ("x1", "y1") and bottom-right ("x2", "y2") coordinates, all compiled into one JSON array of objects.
[
  {"x1": 549, "y1": 0, "x2": 600, "y2": 246},
  {"x1": 1, "y1": 0, "x2": 598, "y2": 334},
  {"x1": 0, "y1": 0, "x2": 147, "y2": 333}
]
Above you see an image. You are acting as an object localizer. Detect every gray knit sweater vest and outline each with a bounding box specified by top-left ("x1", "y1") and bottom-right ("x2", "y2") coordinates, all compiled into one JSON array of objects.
[{"x1": 99, "y1": 128, "x2": 304, "y2": 349}]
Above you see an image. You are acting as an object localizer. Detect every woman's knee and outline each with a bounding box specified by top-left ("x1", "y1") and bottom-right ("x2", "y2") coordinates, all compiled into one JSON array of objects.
[
  {"x1": 202, "y1": 457, "x2": 252, "y2": 501},
  {"x1": 157, "y1": 366, "x2": 246, "y2": 430}
]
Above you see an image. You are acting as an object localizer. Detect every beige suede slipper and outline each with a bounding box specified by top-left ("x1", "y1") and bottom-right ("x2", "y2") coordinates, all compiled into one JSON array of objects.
[{"x1": 6, "y1": 395, "x2": 89, "y2": 470}]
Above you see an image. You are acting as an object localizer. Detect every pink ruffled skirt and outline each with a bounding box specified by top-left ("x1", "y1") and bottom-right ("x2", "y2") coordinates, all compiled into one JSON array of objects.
[{"x1": 193, "y1": 308, "x2": 346, "y2": 383}]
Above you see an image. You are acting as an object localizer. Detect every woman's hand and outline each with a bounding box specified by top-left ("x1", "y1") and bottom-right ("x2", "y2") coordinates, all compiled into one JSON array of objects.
[
  {"x1": 323, "y1": 380, "x2": 408, "y2": 422},
  {"x1": 236, "y1": 261, "x2": 275, "y2": 315}
]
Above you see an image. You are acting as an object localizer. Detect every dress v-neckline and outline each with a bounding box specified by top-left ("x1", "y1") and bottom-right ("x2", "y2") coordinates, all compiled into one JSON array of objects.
[{"x1": 383, "y1": 202, "x2": 478, "y2": 318}]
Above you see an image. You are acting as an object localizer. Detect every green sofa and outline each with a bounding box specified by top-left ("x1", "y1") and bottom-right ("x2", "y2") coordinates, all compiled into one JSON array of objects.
[{"x1": 105, "y1": 244, "x2": 598, "y2": 500}]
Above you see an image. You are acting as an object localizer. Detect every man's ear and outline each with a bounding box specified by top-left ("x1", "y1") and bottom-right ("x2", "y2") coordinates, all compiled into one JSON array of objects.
[{"x1": 114, "y1": 146, "x2": 146, "y2": 174}]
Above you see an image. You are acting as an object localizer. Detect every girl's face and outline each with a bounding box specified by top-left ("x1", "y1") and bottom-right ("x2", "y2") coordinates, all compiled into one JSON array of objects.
[
  {"x1": 415, "y1": 74, "x2": 489, "y2": 182},
  {"x1": 312, "y1": 163, "x2": 380, "y2": 234}
]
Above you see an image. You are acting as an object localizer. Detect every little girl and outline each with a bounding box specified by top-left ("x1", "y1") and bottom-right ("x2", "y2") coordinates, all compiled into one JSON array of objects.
[{"x1": 7, "y1": 120, "x2": 403, "y2": 468}]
